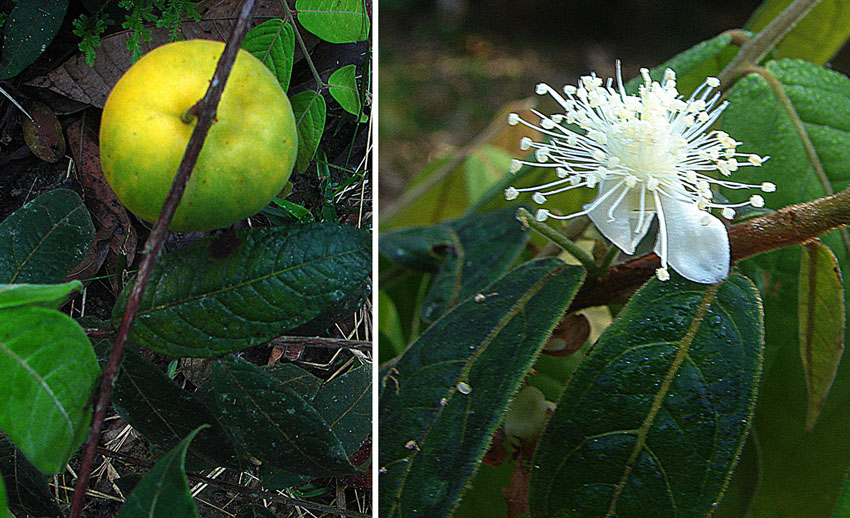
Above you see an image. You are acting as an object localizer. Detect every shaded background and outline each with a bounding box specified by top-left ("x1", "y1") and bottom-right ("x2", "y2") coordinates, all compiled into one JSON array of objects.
[{"x1": 379, "y1": 0, "x2": 850, "y2": 209}]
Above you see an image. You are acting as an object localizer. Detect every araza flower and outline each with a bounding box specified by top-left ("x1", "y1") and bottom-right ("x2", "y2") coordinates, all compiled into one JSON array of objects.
[{"x1": 505, "y1": 63, "x2": 773, "y2": 283}]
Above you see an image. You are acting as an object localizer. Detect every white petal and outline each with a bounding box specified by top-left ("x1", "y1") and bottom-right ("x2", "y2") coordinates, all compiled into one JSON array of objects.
[
  {"x1": 585, "y1": 180, "x2": 653, "y2": 255},
  {"x1": 654, "y1": 197, "x2": 729, "y2": 283}
]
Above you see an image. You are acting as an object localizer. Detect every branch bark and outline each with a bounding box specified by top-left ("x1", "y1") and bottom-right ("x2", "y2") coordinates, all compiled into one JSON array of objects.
[{"x1": 69, "y1": 1, "x2": 257, "y2": 515}]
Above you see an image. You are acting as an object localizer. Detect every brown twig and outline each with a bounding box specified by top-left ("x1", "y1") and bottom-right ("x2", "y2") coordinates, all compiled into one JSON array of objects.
[
  {"x1": 69, "y1": 1, "x2": 257, "y2": 515},
  {"x1": 267, "y1": 336, "x2": 373, "y2": 350},
  {"x1": 568, "y1": 185, "x2": 850, "y2": 312}
]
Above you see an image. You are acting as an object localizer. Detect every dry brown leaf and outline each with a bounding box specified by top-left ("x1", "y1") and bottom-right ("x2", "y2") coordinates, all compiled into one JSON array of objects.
[
  {"x1": 65, "y1": 118, "x2": 137, "y2": 292},
  {"x1": 502, "y1": 441, "x2": 535, "y2": 518},
  {"x1": 22, "y1": 101, "x2": 65, "y2": 163},
  {"x1": 543, "y1": 312, "x2": 591, "y2": 357},
  {"x1": 26, "y1": 0, "x2": 317, "y2": 107}
]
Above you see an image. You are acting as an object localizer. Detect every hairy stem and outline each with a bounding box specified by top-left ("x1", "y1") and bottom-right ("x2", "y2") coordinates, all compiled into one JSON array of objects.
[
  {"x1": 568, "y1": 184, "x2": 850, "y2": 312},
  {"x1": 516, "y1": 207, "x2": 599, "y2": 275},
  {"x1": 68, "y1": 1, "x2": 257, "y2": 515},
  {"x1": 718, "y1": 0, "x2": 822, "y2": 87}
]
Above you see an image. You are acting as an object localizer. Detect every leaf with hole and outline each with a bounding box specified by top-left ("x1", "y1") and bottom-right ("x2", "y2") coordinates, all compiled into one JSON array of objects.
[
  {"x1": 529, "y1": 274, "x2": 763, "y2": 517},
  {"x1": 0, "y1": 189, "x2": 94, "y2": 284},
  {"x1": 117, "y1": 426, "x2": 205, "y2": 518},
  {"x1": 0, "y1": 305, "x2": 99, "y2": 474},
  {"x1": 291, "y1": 90, "x2": 327, "y2": 173},
  {"x1": 0, "y1": 0, "x2": 68, "y2": 80},
  {"x1": 241, "y1": 18, "x2": 295, "y2": 92},
  {"x1": 379, "y1": 258, "x2": 585, "y2": 517},
  {"x1": 113, "y1": 224, "x2": 370, "y2": 357},
  {"x1": 295, "y1": 0, "x2": 370, "y2": 43}
]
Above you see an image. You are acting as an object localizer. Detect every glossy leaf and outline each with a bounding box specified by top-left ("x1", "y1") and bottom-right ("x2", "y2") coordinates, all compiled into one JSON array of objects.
[
  {"x1": 0, "y1": 306, "x2": 98, "y2": 473},
  {"x1": 203, "y1": 356, "x2": 357, "y2": 476},
  {"x1": 311, "y1": 364, "x2": 371, "y2": 456},
  {"x1": 0, "y1": 189, "x2": 94, "y2": 284},
  {"x1": 724, "y1": 59, "x2": 850, "y2": 516},
  {"x1": 379, "y1": 258, "x2": 586, "y2": 517},
  {"x1": 799, "y1": 241, "x2": 845, "y2": 432},
  {"x1": 0, "y1": 280, "x2": 82, "y2": 310},
  {"x1": 625, "y1": 31, "x2": 745, "y2": 96},
  {"x1": 117, "y1": 427, "x2": 205, "y2": 518},
  {"x1": 746, "y1": 0, "x2": 850, "y2": 64},
  {"x1": 328, "y1": 64, "x2": 367, "y2": 121},
  {"x1": 379, "y1": 225, "x2": 455, "y2": 272},
  {"x1": 529, "y1": 274, "x2": 763, "y2": 517},
  {"x1": 295, "y1": 0, "x2": 370, "y2": 43},
  {"x1": 241, "y1": 19, "x2": 295, "y2": 92},
  {"x1": 421, "y1": 206, "x2": 528, "y2": 322},
  {"x1": 291, "y1": 90, "x2": 327, "y2": 173},
  {"x1": 105, "y1": 343, "x2": 242, "y2": 469},
  {"x1": 0, "y1": 0, "x2": 69, "y2": 80},
  {"x1": 0, "y1": 437, "x2": 61, "y2": 517},
  {"x1": 113, "y1": 224, "x2": 370, "y2": 357},
  {"x1": 0, "y1": 474, "x2": 8, "y2": 518}
]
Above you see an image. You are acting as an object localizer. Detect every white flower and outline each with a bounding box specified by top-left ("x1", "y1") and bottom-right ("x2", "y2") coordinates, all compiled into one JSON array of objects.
[{"x1": 506, "y1": 63, "x2": 773, "y2": 283}]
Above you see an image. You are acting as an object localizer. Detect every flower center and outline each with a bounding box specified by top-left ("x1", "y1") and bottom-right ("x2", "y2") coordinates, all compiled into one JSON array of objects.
[{"x1": 607, "y1": 118, "x2": 677, "y2": 186}]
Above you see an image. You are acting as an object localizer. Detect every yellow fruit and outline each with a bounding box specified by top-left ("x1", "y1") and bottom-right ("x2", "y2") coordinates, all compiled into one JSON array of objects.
[{"x1": 100, "y1": 39, "x2": 298, "y2": 231}]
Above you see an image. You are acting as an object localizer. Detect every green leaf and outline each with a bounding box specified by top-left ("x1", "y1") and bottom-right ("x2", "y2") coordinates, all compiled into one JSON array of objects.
[
  {"x1": 103, "y1": 343, "x2": 242, "y2": 469},
  {"x1": 0, "y1": 280, "x2": 82, "y2": 309},
  {"x1": 0, "y1": 437, "x2": 61, "y2": 517},
  {"x1": 0, "y1": 474, "x2": 8, "y2": 518},
  {"x1": 241, "y1": 19, "x2": 295, "y2": 92},
  {"x1": 379, "y1": 225, "x2": 455, "y2": 272},
  {"x1": 311, "y1": 364, "x2": 371, "y2": 456},
  {"x1": 799, "y1": 240, "x2": 845, "y2": 432},
  {"x1": 379, "y1": 290, "x2": 407, "y2": 360},
  {"x1": 464, "y1": 145, "x2": 514, "y2": 204},
  {"x1": 713, "y1": 432, "x2": 761, "y2": 518},
  {"x1": 118, "y1": 426, "x2": 205, "y2": 518},
  {"x1": 295, "y1": 0, "x2": 370, "y2": 43},
  {"x1": 113, "y1": 224, "x2": 370, "y2": 357},
  {"x1": 328, "y1": 64, "x2": 367, "y2": 121},
  {"x1": 0, "y1": 0, "x2": 69, "y2": 80},
  {"x1": 625, "y1": 31, "x2": 745, "y2": 96},
  {"x1": 291, "y1": 90, "x2": 327, "y2": 173},
  {"x1": 203, "y1": 355, "x2": 357, "y2": 477},
  {"x1": 0, "y1": 189, "x2": 94, "y2": 284},
  {"x1": 832, "y1": 463, "x2": 850, "y2": 517},
  {"x1": 379, "y1": 258, "x2": 585, "y2": 518},
  {"x1": 529, "y1": 274, "x2": 763, "y2": 517},
  {"x1": 421, "y1": 206, "x2": 529, "y2": 322},
  {"x1": 724, "y1": 59, "x2": 850, "y2": 516},
  {"x1": 745, "y1": 0, "x2": 850, "y2": 64},
  {"x1": 0, "y1": 305, "x2": 99, "y2": 474}
]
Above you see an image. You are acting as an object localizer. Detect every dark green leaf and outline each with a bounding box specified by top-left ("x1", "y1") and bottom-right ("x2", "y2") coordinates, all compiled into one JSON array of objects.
[
  {"x1": 256, "y1": 464, "x2": 312, "y2": 491},
  {"x1": 529, "y1": 274, "x2": 763, "y2": 518},
  {"x1": 235, "y1": 502, "x2": 278, "y2": 518},
  {"x1": 0, "y1": 0, "x2": 69, "y2": 80},
  {"x1": 328, "y1": 64, "x2": 366, "y2": 121},
  {"x1": 241, "y1": 19, "x2": 295, "y2": 92},
  {"x1": 833, "y1": 462, "x2": 850, "y2": 518},
  {"x1": 624, "y1": 31, "x2": 745, "y2": 96},
  {"x1": 799, "y1": 241, "x2": 845, "y2": 432},
  {"x1": 0, "y1": 437, "x2": 61, "y2": 517},
  {"x1": 291, "y1": 90, "x2": 327, "y2": 173},
  {"x1": 295, "y1": 0, "x2": 370, "y2": 43},
  {"x1": 379, "y1": 225, "x2": 455, "y2": 272},
  {"x1": 103, "y1": 343, "x2": 242, "y2": 469},
  {"x1": 379, "y1": 258, "x2": 585, "y2": 517},
  {"x1": 724, "y1": 59, "x2": 850, "y2": 516},
  {"x1": 713, "y1": 432, "x2": 761, "y2": 518},
  {"x1": 117, "y1": 427, "x2": 205, "y2": 518},
  {"x1": 0, "y1": 189, "x2": 94, "y2": 284},
  {"x1": 746, "y1": 0, "x2": 850, "y2": 64},
  {"x1": 113, "y1": 224, "x2": 370, "y2": 357},
  {"x1": 204, "y1": 356, "x2": 357, "y2": 477},
  {"x1": 0, "y1": 473, "x2": 8, "y2": 518},
  {"x1": 0, "y1": 306, "x2": 98, "y2": 473},
  {"x1": 421, "y1": 206, "x2": 529, "y2": 322},
  {"x1": 0, "y1": 280, "x2": 82, "y2": 309},
  {"x1": 312, "y1": 364, "x2": 371, "y2": 456}
]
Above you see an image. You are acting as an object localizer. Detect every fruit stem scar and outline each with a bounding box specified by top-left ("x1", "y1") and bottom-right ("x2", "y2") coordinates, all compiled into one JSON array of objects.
[{"x1": 181, "y1": 100, "x2": 203, "y2": 124}]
